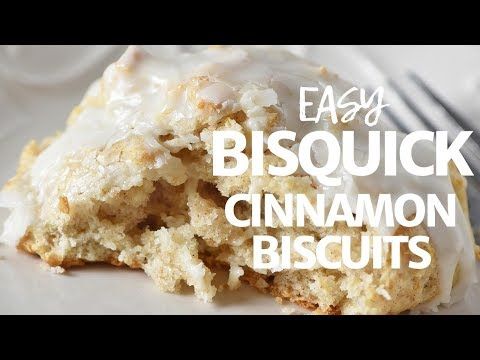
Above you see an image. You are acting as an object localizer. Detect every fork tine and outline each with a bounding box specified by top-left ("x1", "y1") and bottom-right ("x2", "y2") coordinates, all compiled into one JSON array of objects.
[
  {"x1": 387, "y1": 78, "x2": 438, "y2": 133},
  {"x1": 365, "y1": 86, "x2": 404, "y2": 132},
  {"x1": 407, "y1": 71, "x2": 480, "y2": 147}
]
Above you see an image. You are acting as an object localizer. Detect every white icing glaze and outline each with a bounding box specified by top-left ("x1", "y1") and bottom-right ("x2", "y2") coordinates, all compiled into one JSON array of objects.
[
  {"x1": 198, "y1": 83, "x2": 234, "y2": 105},
  {"x1": 0, "y1": 45, "x2": 476, "y2": 310}
]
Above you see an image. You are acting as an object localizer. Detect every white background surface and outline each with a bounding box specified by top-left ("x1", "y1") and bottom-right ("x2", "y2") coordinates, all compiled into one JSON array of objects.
[{"x1": 0, "y1": 45, "x2": 479, "y2": 314}]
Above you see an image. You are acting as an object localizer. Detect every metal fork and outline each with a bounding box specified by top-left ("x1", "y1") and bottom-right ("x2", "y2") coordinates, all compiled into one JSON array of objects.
[
  {"x1": 350, "y1": 47, "x2": 480, "y2": 179},
  {"x1": 386, "y1": 73, "x2": 480, "y2": 180},
  {"x1": 350, "y1": 46, "x2": 480, "y2": 242}
]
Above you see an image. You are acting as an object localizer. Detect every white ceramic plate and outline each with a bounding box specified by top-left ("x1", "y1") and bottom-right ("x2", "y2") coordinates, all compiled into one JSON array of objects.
[{"x1": 0, "y1": 45, "x2": 479, "y2": 314}]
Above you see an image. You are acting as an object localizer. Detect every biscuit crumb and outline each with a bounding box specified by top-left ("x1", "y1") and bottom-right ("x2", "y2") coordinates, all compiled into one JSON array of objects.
[
  {"x1": 317, "y1": 66, "x2": 328, "y2": 76},
  {"x1": 227, "y1": 264, "x2": 244, "y2": 290},
  {"x1": 281, "y1": 306, "x2": 300, "y2": 315},
  {"x1": 41, "y1": 263, "x2": 66, "y2": 274}
]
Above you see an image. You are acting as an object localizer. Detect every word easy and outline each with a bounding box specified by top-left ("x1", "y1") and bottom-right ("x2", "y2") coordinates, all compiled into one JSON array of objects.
[{"x1": 299, "y1": 85, "x2": 389, "y2": 127}]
